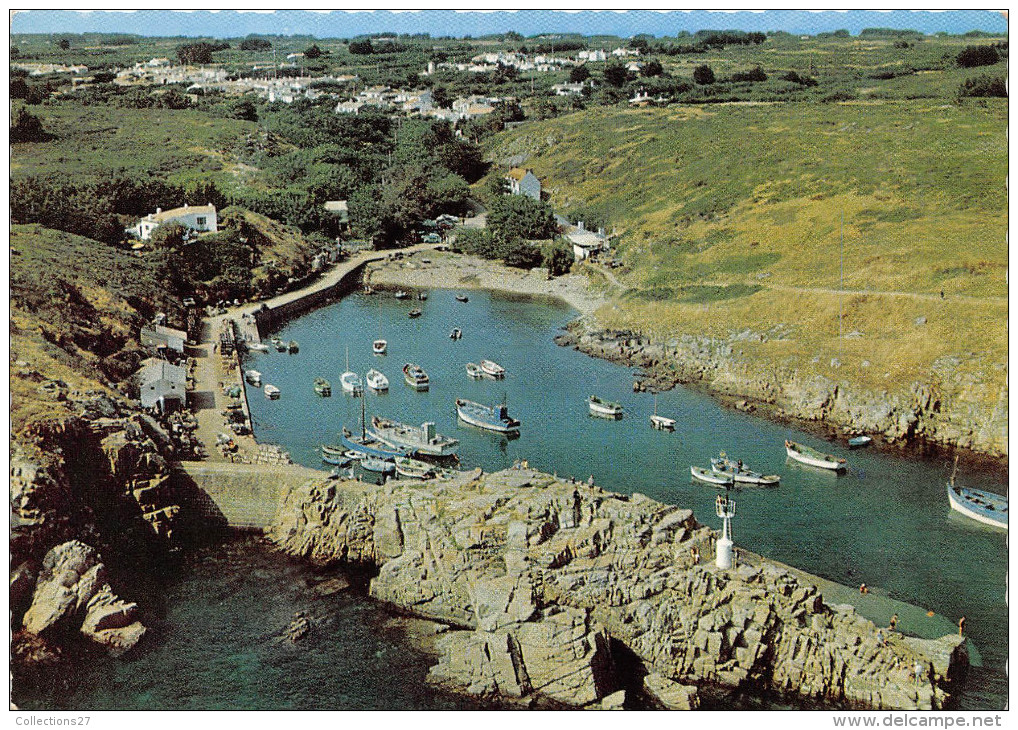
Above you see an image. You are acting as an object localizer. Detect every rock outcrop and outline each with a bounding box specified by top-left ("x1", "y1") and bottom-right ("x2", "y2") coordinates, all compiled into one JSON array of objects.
[
  {"x1": 270, "y1": 469, "x2": 966, "y2": 709},
  {"x1": 21, "y1": 541, "x2": 147, "y2": 656},
  {"x1": 556, "y1": 328, "x2": 1007, "y2": 458}
]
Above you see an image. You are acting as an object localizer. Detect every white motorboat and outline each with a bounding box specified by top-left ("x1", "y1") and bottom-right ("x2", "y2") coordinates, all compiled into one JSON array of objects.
[
  {"x1": 785, "y1": 440, "x2": 847, "y2": 472},
  {"x1": 465, "y1": 362, "x2": 483, "y2": 379},
  {"x1": 341, "y1": 371, "x2": 364, "y2": 396},
  {"x1": 588, "y1": 395, "x2": 623, "y2": 419},
  {"x1": 264, "y1": 384, "x2": 280, "y2": 399},
  {"x1": 244, "y1": 369, "x2": 262, "y2": 386},
  {"x1": 366, "y1": 368, "x2": 389, "y2": 392},
  {"x1": 373, "y1": 339, "x2": 387, "y2": 355},
  {"x1": 480, "y1": 359, "x2": 506, "y2": 378}
]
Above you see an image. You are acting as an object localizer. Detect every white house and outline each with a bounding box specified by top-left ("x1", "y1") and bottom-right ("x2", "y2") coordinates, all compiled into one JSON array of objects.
[
  {"x1": 552, "y1": 83, "x2": 586, "y2": 96},
  {"x1": 128, "y1": 204, "x2": 218, "y2": 241},
  {"x1": 506, "y1": 168, "x2": 542, "y2": 201},
  {"x1": 138, "y1": 359, "x2": 187, "y2": 413},
  {"x1": 565, "y1": 221, "x2": 609, "y2": 261}
]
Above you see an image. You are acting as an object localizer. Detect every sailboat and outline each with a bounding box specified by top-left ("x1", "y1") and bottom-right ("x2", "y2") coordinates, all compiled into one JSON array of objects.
[
  {"x1": 341, "y1": 346, "x2": 363, "y2": 396},
  {"x1": 373, "y1": 298, "x2": 387, "y2": 355},
  {"x1": 650, "y1": 394, "x2": 676, "y2": 430}
]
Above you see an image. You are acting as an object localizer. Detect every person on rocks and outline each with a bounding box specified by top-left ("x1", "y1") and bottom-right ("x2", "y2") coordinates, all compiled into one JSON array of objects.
[
  {"x1": 959, "y1": 616, "x2": 966, "y2": 636},
  {"x1": 859, "y1": 583, "x2": 869, "y2": 594},
  {"x1": 877, "y1": 629, "x2": 885, "y2": 645},
  {"x1": 889, "y1": 614, "x2": 898, "y2": 631}
]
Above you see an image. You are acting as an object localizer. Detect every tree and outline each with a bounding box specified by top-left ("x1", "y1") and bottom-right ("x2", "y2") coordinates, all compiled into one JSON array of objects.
[
  {"x1": 503, "y1": 240, "x2": 543, "y2": 270},
  {"x1": 693, "y1": 64, "x2": 715, "y2": 85},
  {"x1": 304, "y1": 43, "x2": 323, "y2": 59},
  {"x1": 240, "y1": 37, "x2": 272, "y2": 51},
  {"x1": 487, "y1": 195, "x2": 557, "y2": 243},
  {"x1": 569, "y1": 64, "x2": 591, "y2": 83},
  {"x1": 958, "y1": 75, "x2": 1007, "y2": 98},
  {"x1": 348, "y1": 39, "x2": 373, "y2": 55},
  {"x1": 431, "y1": 85, "x2": 452, "y2": 109},
  {"x1": 544, "y1": 245, "x2": 573, "y2": 276},
  {"x1": 957, "y1": 45, "x2": 1000, "y2": 68},
  {"x1": 57, "y1": 38, "x2": 71, "y2": 51},
  {"x1": 148, "y1": 222, "x2": 188, "y2": 249},
  {"x1": 177, "y1": 42, "x2": 226, "y2": 65},
  {"x1": 731, "y1": 66, "x2": 767, "y2": 82},
  {"x1": 11, "y1": 106, "x2": 48, "y2": 143},
  {"x1": 603, "y1": 59, "x2": 629, "y2": 88},
  {"x1": 228, "y1": 98, "x2": 258, "y2": 122},
  {"x1": 504, "y1": 31, "x2": 524, "y2": 42},
  {"x1": 486, "y1": 175, "x2": 510, "y2": 199},
  {"x1": 641, "y1": 59, "x2": 664, "y2": 77}
]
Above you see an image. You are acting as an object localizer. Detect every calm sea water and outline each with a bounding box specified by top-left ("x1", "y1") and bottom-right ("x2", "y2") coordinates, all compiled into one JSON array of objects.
[{"x1": 17, "y1": 288, "x2": 1006, "y2": 710}]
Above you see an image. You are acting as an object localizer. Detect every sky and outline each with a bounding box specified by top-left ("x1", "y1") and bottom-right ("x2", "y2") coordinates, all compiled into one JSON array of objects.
[{"x1": 8, "y1": 9, "x2": 1009, "y2": 39}]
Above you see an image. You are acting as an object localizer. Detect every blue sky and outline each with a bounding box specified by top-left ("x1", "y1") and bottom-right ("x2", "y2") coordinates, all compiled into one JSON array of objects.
[{"x1": 9, "y1": 9, "x2": 1008, "y2": 38}]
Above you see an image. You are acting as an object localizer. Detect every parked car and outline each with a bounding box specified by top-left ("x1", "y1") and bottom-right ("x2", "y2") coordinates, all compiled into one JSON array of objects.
[{"x1": 421, "y1": 233, "x2": 442, "y2": 244}]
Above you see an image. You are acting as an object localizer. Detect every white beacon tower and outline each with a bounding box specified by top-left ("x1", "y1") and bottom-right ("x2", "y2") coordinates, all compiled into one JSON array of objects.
[{"x1": 715, "y1": 489, "x2": 736, "y2": 569}]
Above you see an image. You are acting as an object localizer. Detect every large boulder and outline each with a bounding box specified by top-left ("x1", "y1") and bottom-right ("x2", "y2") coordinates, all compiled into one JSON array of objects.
[
  {"x1": 22, "y1": 541, "x2": 105, "y2": 634},
  {"x1": 81, "y1": 586, "x2": 146, "y2": 656},
  {"x1": 644, "y1": 673, "x2": 699, "y2": 710}
]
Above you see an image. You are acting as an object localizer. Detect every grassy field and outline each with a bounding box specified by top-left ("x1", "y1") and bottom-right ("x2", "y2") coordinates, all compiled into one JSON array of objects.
[{"x1": 486, "y1": 79, "x2": 1006, "y2": 406}]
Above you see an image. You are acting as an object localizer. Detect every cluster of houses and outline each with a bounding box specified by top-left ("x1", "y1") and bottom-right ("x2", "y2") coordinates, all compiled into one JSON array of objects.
[
  {"x1": 421, "y1": 46, "x2": 641, "y2": 76},
  {"x1": 334, "y1": 85, "x2": 503, "y2": 122},
  {"x1": 137, "y1": 324, "x2": 189, "y2": 414}
]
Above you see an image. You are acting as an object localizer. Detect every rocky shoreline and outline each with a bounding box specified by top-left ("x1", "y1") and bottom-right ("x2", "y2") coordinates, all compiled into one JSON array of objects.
[
  {"x1": 367, "y1": 250, "x2": 1006, "y2": 461},
  {"x1": 269, "y1": 467, "x2": 968, "y2": 710}
]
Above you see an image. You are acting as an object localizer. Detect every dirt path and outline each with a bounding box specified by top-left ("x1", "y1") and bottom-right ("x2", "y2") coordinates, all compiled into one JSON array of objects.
[{"x1": 764, "y1": 283, "x2": 1007, "y2": 305}]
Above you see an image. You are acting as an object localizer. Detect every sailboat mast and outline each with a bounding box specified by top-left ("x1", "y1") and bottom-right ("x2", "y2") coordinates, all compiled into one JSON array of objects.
[{"x1": 361, "y1": 393, "x2": 366, "y2": 441}]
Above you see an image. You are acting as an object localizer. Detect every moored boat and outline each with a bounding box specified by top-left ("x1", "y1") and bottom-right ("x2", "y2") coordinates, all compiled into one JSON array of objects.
[
  {"x1": 690, "y1": 465, "x2": 735, "y2": 486},
  {"x1": 394, "y1": 290, "x2": 410, "y2": 300},
  {"x1": 340, "y1": 371, "x2": 364, "y2": 396},
  {"x1": 403, "y1": 363, "x2": 430, "y2": 391},
  {"x1": 418, "y1": 291, "x2": 428, "y2": 301},
  {"x1": 320, "y1": 444, "x2": 348, "y2": 466},
  {"x1": 313, "y1": 377, "x2": 332, "y2": 397},
  {"x1": 272, "y1": 338, "x2": 287, "y2": 352},
  {"x1": 848, "y1": 435, "x2": 873, "y2": 449},
  {"x1": 785, "y1": 440, "x2": 847, "y2": 472},
  {"x1": 339, "y1": 427, "x2": 406, "y2": 459},
  {"x1": 455, "y1": 294, "x2": 469, "y2": 303},
  {"x1": 366, "y1": 368, "x2": 389, "y2": 392},
  {"x1": 264, "y1": 384, "x2": 280, "y2": 399},
  {"x1": 244, "y1": 369, "x2": 262, "y2": 386},
  {"x1": 456, "y1": 398, "x2": 520, "y2": 434},
  {"x1": 248, "y1": 343, "x2": 270, "y2": 352},
  {"x1": 947, "y1": 483, "x2": 1008, "y2": 530},
  {"x1": 588, "y1": 395, "x2": 623, "y2": 419},
  {"x1": 373, "y1": 339, "x2": 388, "y2": 355},
  {"x1": 288, "y1": 340, "x2": 299, "y2": 354},
  {"x1": 710, "y1": 454, "x2": 780, "y2": 486},
  {"x1": 650, "y1": 414, "x2": 676, "y2": 431},
  {"x1": 450, "y1": 328, "x2": 462, "y2": 340},
  {"x1": 465, "y1": 362, "x2": 483, "y2": 379},
  {"x1": 394, "y1": 456, "x2": 436, "y2": 480},
  {"x1": 480, "y1": 359, "x2": 506, "y2": 378},
  {"x1": 368, "y1": 415, "x2": 459, "y2": 457},
  {"x1": 408, "y1": 308, "x2": 423, "y2": 319}
]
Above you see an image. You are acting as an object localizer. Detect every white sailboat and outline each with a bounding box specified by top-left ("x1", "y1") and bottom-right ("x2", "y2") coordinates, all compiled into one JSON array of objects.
[
  {"x1": 341, "y1": 346, "x2": 363, "y2": 396},
  {"x1": 650, "y1": 394, "x2": 675, "y2": 430},
  {"x1": 373, "y1": 299, "x2": 387, "y2": 355}
]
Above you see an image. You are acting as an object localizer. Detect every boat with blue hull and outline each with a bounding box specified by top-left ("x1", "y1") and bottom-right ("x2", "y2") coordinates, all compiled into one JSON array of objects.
[
  {"x1": 456, "y1": 398, "x2": 520, "y2": 434},
  {"x1": 339, "y1": 427, "x2": 407, "y2": 459},
  {"x1": 948, "y1": 483, "x2": 1008, "y2": 530}
]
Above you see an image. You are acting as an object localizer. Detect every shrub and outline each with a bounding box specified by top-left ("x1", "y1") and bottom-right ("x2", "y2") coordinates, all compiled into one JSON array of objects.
[
  {"x1": 958, "y1": 75, "x2": 1007, "y2": 98},
  {"x1": 693, "y1": 65, "x2": 715, "y2": 85},
  {"x1": 956, "y1": 45, "x2": 1000, "y2": 68},
  {"x1": 731, "y1": 66, "x2": 767, "y2": 83}
]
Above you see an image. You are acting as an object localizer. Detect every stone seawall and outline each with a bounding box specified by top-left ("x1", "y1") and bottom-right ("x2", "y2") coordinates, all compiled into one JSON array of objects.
[
  {"x1": 556, "y1": 327, "x2": 1007, "y2": 459},
  {"x1": 253, "y1": 261, "x2": 368, "y2": 335},
  {"x1": 268, "y1": 467, "x2": 968, "y2": 710}
]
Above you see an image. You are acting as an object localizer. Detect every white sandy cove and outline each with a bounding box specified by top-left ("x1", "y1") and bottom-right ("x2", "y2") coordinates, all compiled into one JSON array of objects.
[{"x1": 364, "y1": 250, "x2": 607, "y2": 316}]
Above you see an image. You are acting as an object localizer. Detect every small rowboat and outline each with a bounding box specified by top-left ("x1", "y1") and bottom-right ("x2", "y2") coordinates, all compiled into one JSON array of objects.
[
  {"x1": 373, "y1": 339, "x2": 387, "y2": 355},
  {"x1": 947, "y1": 483, "x2": 1008, "y2": 530},
  {"x1": 313, "y1": 377, "x2": 332, "y2": 397},
  {"x1": 690, "y1": 465, "x2": 735, "y2": 486},
  {"x1": 408, "y1": 308, "x2": 423, "y2": 319},
  {"x1": 456, "y1": 294, "x2": 469, "y2": 303},
  {"x1": 785, "y1": 440, "x2": 847, "y2": 472},
  {"x1": 589, "y1": 395, "x2": 623, "y2": 419},
  {"x1": 264, "y1": 384, "x2": 280, "y2": 399},
  {"x1": 848, "y1": 435, "x2": 873, "y2": 449},
  {"x1": 465, "y1": 362, "x2": 483, "y2": 379},
  {"x1": 395, "y1": 456, "x2": 437, "y2": 480},
  {"x1": 288, "y1": 340, "x2": 299, "y2": 354},
  {"x1": 248, "y1": 343, "x2": 270, "y2": 352},
  {"x1": 320, "y1": 444, "x2": 349, "y2": 466},
  {"x1": 450, "y1": 328, "x2": 462, "y2": 340},
  {"x1": 244, "y1": 369, "x2": 262, "y2": 387},
  {"x1": 394, "y1": 290, "x2": 410, "y2": 300},
  {"x1": 480, "y1": 359, "x2": 505, "y2": 378}
]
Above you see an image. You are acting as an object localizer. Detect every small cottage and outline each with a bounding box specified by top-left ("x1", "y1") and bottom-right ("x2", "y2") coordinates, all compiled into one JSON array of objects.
[
  {"x1": 127, "y1": 204, "x2": 217, "y2": 241},
  {"x1": 506, "y1": 168, "x2": 542, "y2": 201},
  {"x1": 138, "y1": 359, "x2": 187, "y2": 413}
]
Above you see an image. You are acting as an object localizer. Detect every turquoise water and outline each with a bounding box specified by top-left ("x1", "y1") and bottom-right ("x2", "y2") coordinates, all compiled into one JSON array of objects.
[
  {"x1": 17, "y1": 288, "x2": 1005, "y2": 710},
  {"x1": 245, "y1": 288, "x2": 1007, "y2": 709}
]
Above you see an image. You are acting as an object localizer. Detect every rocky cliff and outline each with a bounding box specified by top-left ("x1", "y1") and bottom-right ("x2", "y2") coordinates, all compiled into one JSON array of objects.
[
  {"x1": 269, "y1": 468, "x2": 967, "y2": 710},
  {"x1": 556, "y1": 327, "x2": 1007, "y2": 459}
]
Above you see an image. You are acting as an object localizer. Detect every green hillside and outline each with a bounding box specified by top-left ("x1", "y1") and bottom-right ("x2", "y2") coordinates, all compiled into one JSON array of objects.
[{"x1": 486, "y1": 97, "x2": 1006, "y2": 402}]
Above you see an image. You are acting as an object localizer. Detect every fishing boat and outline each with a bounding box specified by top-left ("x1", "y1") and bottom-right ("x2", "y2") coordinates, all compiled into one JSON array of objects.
[
  {"x1": 785, "y1": 440, "x2": 847, "y2": 472},
  {"x1": 248, "y1": 343, "x2": 270, "y2": 353},
  {"x1": 456, "y1": 398, "x2": 520, "y2": 434},
  {"x1": 272, "y1": 338, "x2": 287, "y2": 352},
  {"x1": 450, "y1": 328, "x2": 462, "y2": 340},
  {"x1": 313, "y1": 377, "x2": 332, "y2": 397},
  {"x1": 690, "y1": 465, "x2": 735, "y2": 486},
  {"x1": 263, "y1": 384, "x2": 280, "y2": 399},
  {"x1": 588, "y1": 395, "x2": 623, "y2": 419},
  {"x1": 339, "y1": 427, "x2": 406, "y2": 459},
  {"x1": 394, "y1": 456, "x2": 436, "y2": 480},
  {"x1": 244, "y1": 369, "x2": 262, "y2": 387},
  {"x1": 480, "y1": 359, "x2": 506, "y2": 378},
  {"x1": 288, "y1": 340, "x2": 299, "y2": 354},
  {"x1": 403, "y1": 363, "x2": 430, "y2": 391},
  {"x1": 373, "y1": 339, "x2": 388, "y2": 355},
  {"x1": 465, "y1": 362, "x2": 483, "y2": 379},
  {"x1": 710, "y1": 453, "x2": 780, "y2": 486},
  {"x1": 368, "y1": 416, "x2": 459, "y2": 457},
  {"x1": 418, "y1": 291, "x2": 428, "y2": 301},
  {"x1": 650, "y1": 394, "x2": 675, "y2": 430},
  {"x1": 947, "y1": 483, "x2": 1008, "y2": 530},
  {"x1": 408, "y1": 308, "x2": 423, "y2": 319},
  {"x1": 358, "y1": 456, "x2": 396, "y2": 484},
  {"x1": 365, "y1": 368, "x2": 389, "y2": 392},
  {"x1": 848, "y1": 435, "x2": 873, "y2": 449},
  {"x1": 394, "y1": 290, "x2": 410, "y2": 300},
  {"x1": 455, "y1": 294, "x2": 469, "y2": 303}
]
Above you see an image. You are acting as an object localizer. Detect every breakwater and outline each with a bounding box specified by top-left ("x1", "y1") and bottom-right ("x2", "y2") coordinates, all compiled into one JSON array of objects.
[{"x1": 269, "y1": 466, "x2": 969, "y2": 710}]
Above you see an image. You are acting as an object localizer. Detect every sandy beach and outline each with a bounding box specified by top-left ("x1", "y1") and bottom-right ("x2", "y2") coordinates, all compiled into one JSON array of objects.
[{"x1": 363, "y1": 250, "x2": 607, "y2": 317}]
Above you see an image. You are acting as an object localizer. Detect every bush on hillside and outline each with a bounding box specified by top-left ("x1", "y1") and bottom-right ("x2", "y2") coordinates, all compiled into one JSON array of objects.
[
  {"x1": 956, "y1": 45, "x2": 1000, "y2": 68},
  {"x1": 693, "y1": 65, "x2": 716, "y2": 85},
  {"x1": 958, "y1": 75, "x2": 1007, "y2": 98}
]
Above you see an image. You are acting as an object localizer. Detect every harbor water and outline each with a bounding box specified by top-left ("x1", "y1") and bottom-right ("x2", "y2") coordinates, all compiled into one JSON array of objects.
[{"x1": 18, "y1": 288, "x2": 1007, "y2": 710}]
